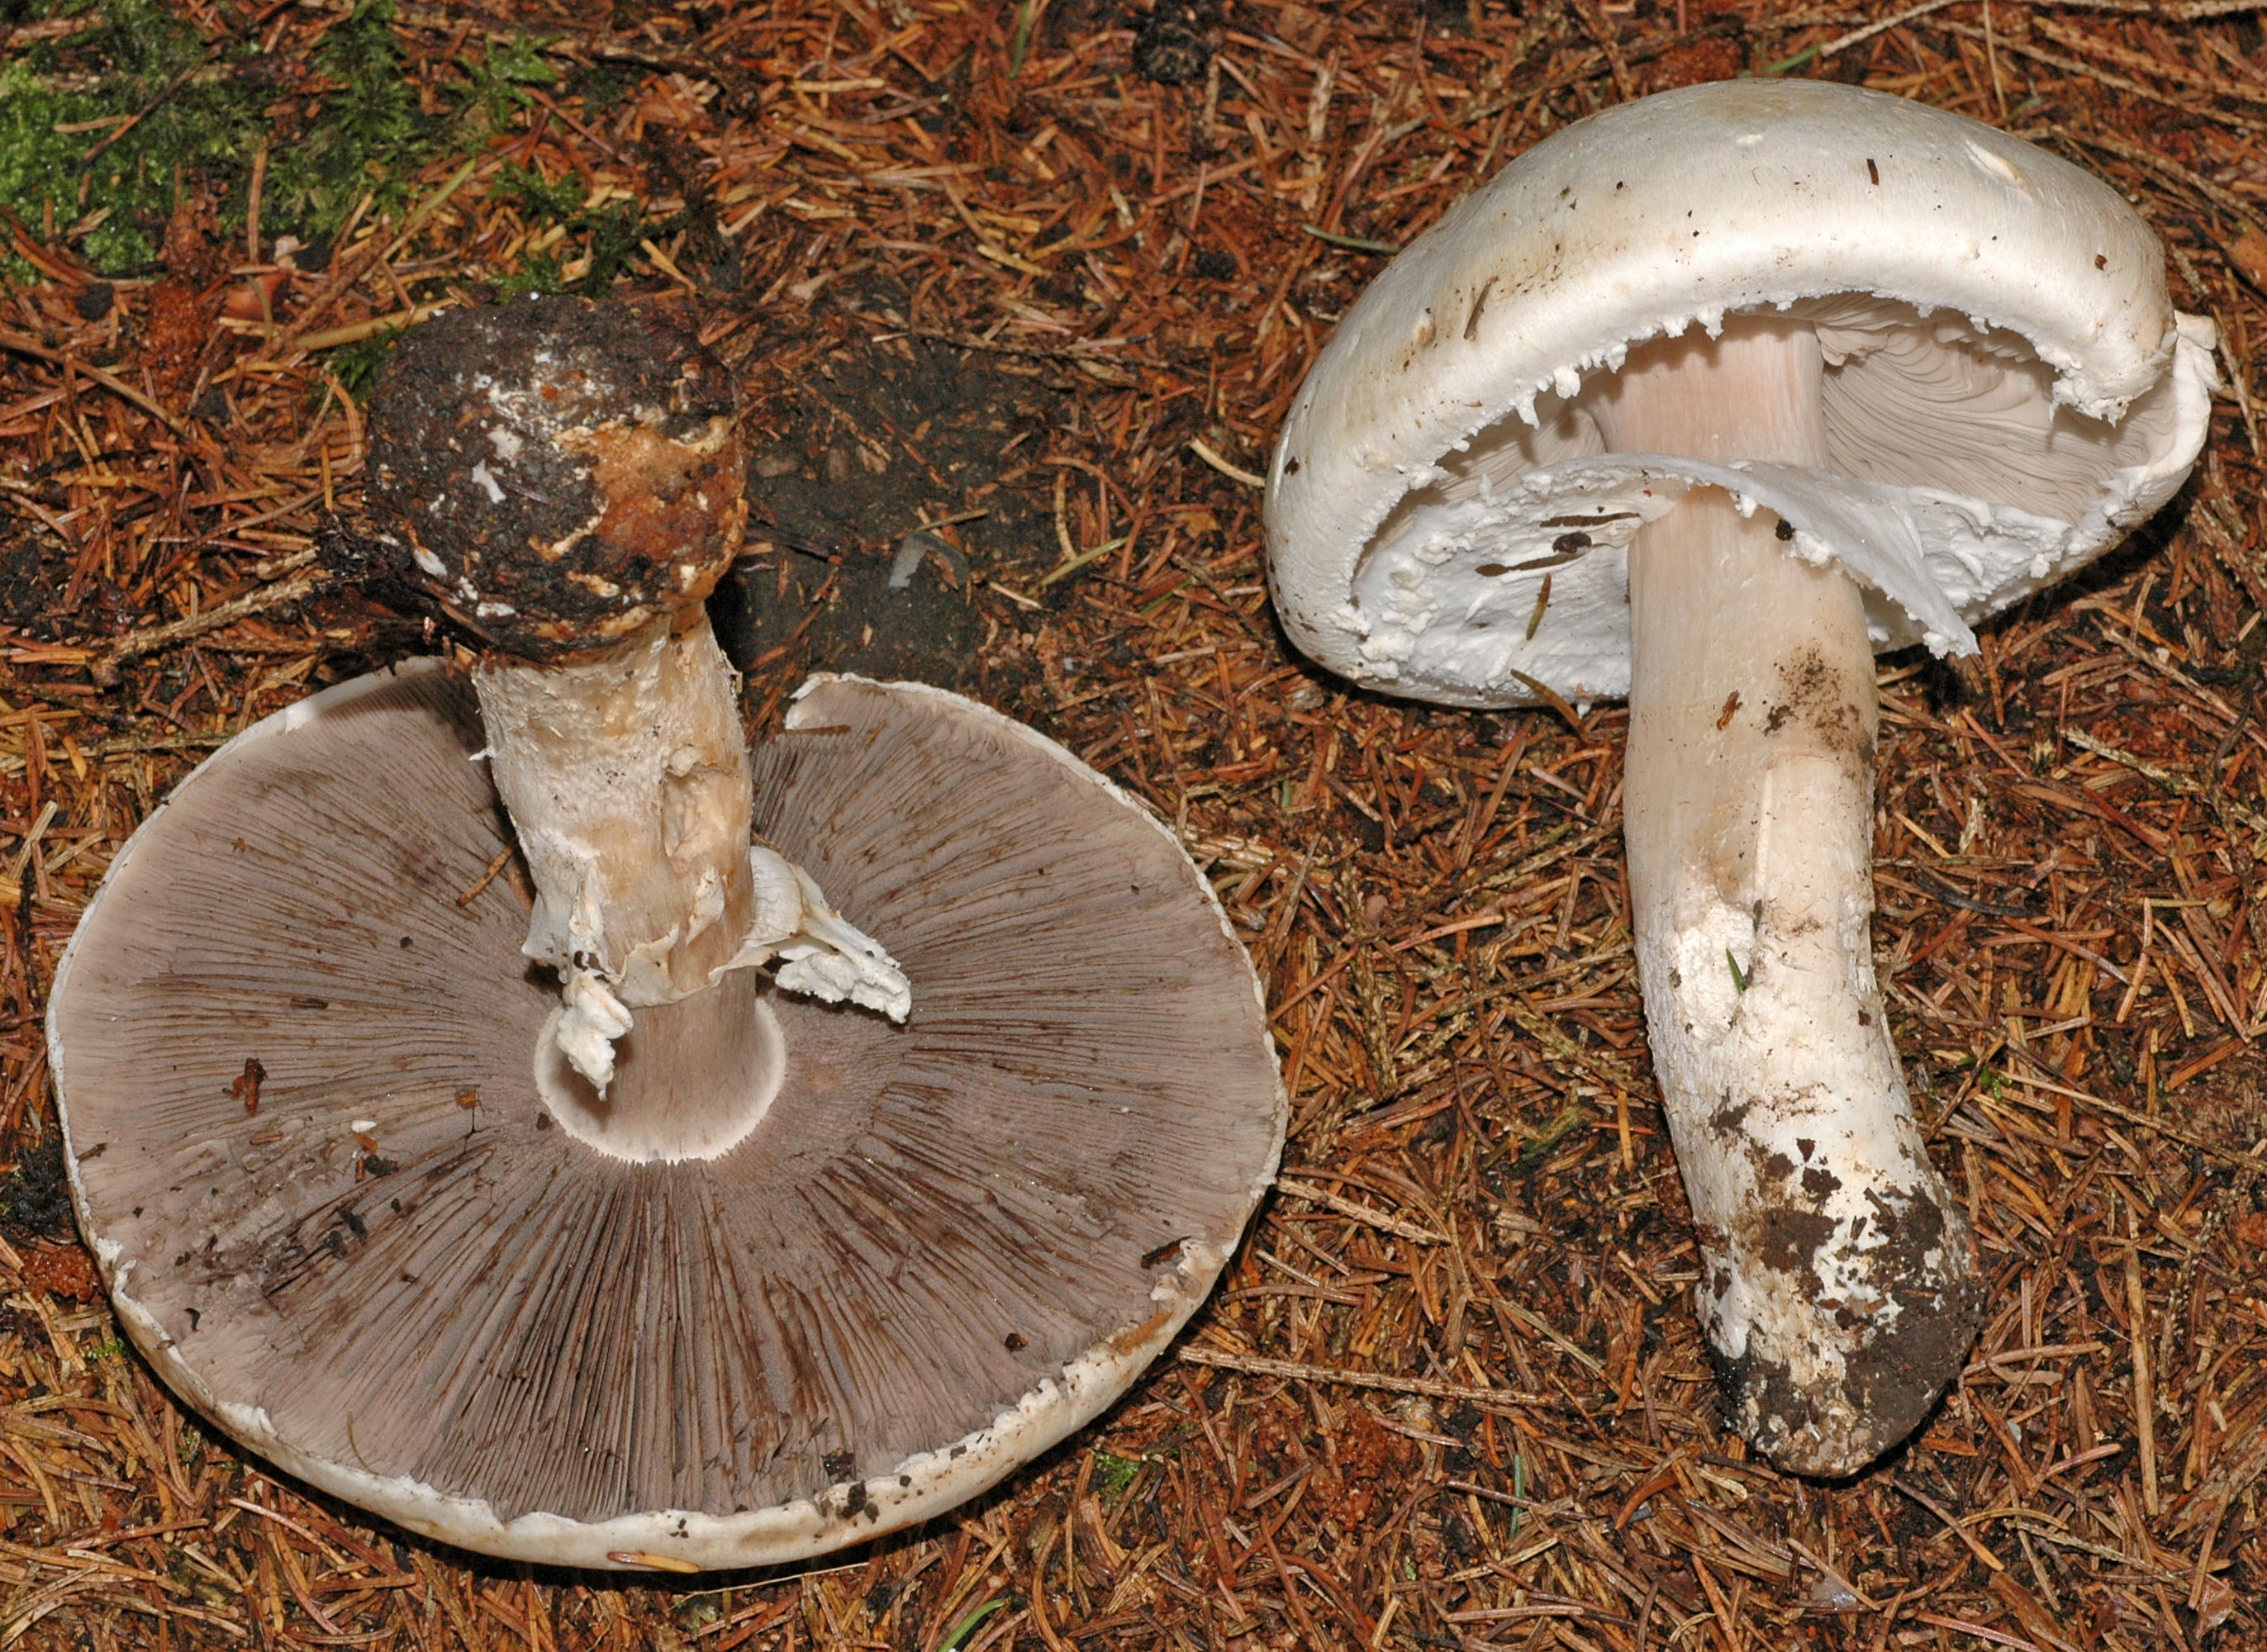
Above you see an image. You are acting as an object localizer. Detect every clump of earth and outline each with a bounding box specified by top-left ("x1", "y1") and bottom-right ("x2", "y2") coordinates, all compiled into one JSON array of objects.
[{"x1": 719, "y1": 328, "x2": 1064, "y2": 692}]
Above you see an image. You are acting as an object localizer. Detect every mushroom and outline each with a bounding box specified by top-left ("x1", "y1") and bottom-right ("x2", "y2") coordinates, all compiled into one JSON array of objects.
[
  {"x1": 49, "y1": 298, "x2": 1286, "y2": 1567},
  {"x1": 328, "y1": 297, "x2": 909, "y2": 1106},
  {"x1": 1266, "y1": 80, "x2": 2215, "y2": 1474}
]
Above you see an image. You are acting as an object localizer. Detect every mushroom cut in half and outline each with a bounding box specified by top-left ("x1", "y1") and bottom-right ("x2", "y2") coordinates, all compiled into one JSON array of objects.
[
  {"x1": 49, "y1": 299, "x2": 1285, "y2": 1569},
  {"x1": 1267, "y1": 80, "x2": 2215, "y2": 1475}
]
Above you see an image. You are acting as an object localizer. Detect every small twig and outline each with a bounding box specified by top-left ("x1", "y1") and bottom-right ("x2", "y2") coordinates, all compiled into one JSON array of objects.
[
  {"x1": 77, "y1": 60, "x2": 202, "y2": 173},
  {"x1": 1299, "y1": 225, "x2": 1400, "y2": 255},
  {"x1": 1913, "y1": 869, "x2": 2032, "y2": 920},
  {"x1": 1565, "y1": 0, "x2": 1637, "y2": 99},
  {"x1": 1186, "y1": 439, "x2": 1266, "y2": 490},
  {"x1": 2053, "y1": 125, "x2": 2264, "y2": 228},
  {"x1": 0, "y1": 330, "x2": 191, "y2": 438},
  {"x1": 1275, "y1": 1175, "x2": 1447, "y2": 1245},
  {"x1": 1786, "y1": 1538, "x2": 1881, "y2": 1611},
  {"x1": 266, "y1": 160, "x2": 486, "y2": 356},
  {"x1": 292, "y1": 301, "x2": 455, "y2": 356},
  {"x1": 1036, "y1": 534, "x2": 1127, "y2": 591},
  {"x1": 1503, "y1": 669, "x2": 1589, "y2": 738},
  {"x1": 1888, "y1": 1478, "x2": 2007, "y2": 1572},
  {"x1": 455, "y1": 845, "x2": 519, "y2": 909},
  {"x1": 2123, "y1": 1195, "x2": 2159, "y2": 1517},
  {"x1": 1177, "y1": 1346, "x2": 1556, "y2": 1408},
  {"x1": 90, "y1": 568, "x2": 329, "y2": 685}
]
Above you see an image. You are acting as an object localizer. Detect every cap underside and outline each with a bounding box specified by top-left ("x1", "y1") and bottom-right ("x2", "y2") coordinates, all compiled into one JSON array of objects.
[
  {"x1": 49, "y1": 665, "x2": 1285, "y2": 1567},
  {"x1": 1264, "y1": 79, "x2": 2217, "y2": 710},
  {"x1": 1340, "y1": 298, "x2": 2209, "y2": 706}
]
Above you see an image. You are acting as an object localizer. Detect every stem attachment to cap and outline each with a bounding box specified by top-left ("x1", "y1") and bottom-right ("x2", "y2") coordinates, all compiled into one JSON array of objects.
[
  {"x1": 339, "y1": 296, "x2": 909, "y2": 1094},
  {"x1": 477, "y1": 617, "x2": 905, "y2": 1092}
]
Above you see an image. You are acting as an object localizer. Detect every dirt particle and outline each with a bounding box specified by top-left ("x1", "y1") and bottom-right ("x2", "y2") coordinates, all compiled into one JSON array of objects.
[
  {"x1": 1143, "y1": 1237, "x2": 1187, "y2": 1269},
  {"x1": 1131, "y1": 2, "x2": 1216, "y2": 84},
  {"x1": 1465, "y1": 275, "x2": 1496, "y2": 339},
  {"x1": 1751, "y1": 1206, "x2": 1836, "y2": 1284},
  {"x1": 1, "y1": 1139, "x2": 76, "y2": 1243},
  {"x1": 19, "y1": 1241, "x2": 100, "y2": 1303},
  {"x1": 230, "y1": 1056, "x2": 266, "y2": 1116}
]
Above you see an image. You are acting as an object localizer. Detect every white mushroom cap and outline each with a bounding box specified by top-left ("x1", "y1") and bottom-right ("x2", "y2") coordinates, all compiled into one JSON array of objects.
[{"x1": 1267, "y1": 78, "x2": 2217, "y2": 709}]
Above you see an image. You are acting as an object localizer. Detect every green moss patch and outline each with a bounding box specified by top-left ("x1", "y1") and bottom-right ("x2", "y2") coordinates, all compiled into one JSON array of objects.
[{"x1": 0, "y1": 0, "x2": 553, "y2": 275}]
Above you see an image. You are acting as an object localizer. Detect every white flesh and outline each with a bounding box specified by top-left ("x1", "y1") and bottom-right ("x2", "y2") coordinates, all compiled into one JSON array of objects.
[
  {"x1": 475, "y1": 617, "x2": 905, "y2": 1096},
  {"x1": 1600, "y1": 320, "x2": 1981, "y2": 1475}
]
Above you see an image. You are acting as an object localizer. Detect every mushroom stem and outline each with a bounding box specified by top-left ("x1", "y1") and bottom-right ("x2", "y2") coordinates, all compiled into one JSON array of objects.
[
  {"x1": 1602, "y1": 320, "x2": 1983, "y2": 1474},
  {"x1": 477, "y1": 614, "x2": 907, "y2": 1095},
  {"x1": 477, "y1": 615, "x2": 758, "y2": 1009},
  {"x1": 536, "y1": 966, "x2": 787, "y2": 1164}
]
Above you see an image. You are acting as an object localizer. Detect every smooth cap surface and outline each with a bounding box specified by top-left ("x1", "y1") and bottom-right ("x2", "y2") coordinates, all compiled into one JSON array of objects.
[
  {"x1": 48, "y1": 666, "x2": 1285, "y2": 1569},
  {"x1": 1267, "y1": 79, "x2": 2217, "y2": 708}
]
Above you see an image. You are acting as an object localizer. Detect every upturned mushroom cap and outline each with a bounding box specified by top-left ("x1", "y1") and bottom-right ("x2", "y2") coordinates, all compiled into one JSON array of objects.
[
  {"x1": 1267, "y1": 78, "x2": 2217, "y2": 708},
  {"x1": 47, "y1": 666, "x2": 1284, "y2": 1569},
  {"x1": 345, "y1": 294, "x2": 747, "y2": 660}
]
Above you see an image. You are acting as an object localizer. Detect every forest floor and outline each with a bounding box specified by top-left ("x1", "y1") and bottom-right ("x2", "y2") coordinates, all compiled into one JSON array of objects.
[{"x1": 0, "y1": 0, "x2": 2265, "y2": 1647}]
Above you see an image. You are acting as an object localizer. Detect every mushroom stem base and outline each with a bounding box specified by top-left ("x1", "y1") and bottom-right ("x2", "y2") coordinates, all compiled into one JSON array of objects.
[
  {"x1": 1615, "y1": 325, "x2": 1982, "y2": 1475},
  {"x1": 535, "y1": 967, "x2": 786, "y2": 1163}
]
